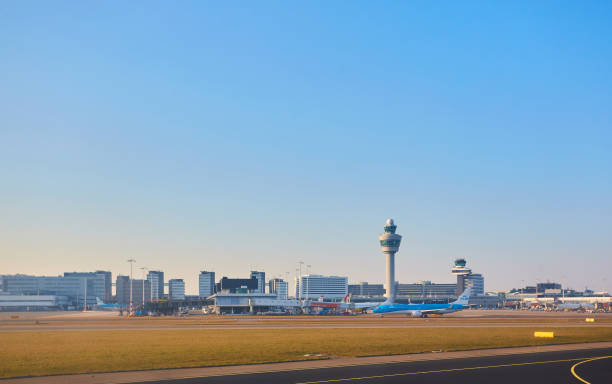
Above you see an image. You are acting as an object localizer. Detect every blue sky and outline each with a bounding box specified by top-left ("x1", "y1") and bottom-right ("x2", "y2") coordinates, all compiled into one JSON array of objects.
[{"x1": 1, "y1": 1, "x2": 611, "y2": 294}]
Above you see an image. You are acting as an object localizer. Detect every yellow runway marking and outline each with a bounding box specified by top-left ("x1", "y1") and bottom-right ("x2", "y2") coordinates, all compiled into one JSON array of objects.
[
  {"x1": 296, "y1": 357, "x2": 596, "y2": 384},
  {"x1": 570, "y1": 355, "x2": 612, "y2": 384}
]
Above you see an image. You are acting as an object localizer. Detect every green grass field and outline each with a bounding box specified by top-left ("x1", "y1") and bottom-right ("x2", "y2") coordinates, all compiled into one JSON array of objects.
[{"x1": 1, "y1": 327, "x2": 611, "y2": 378}]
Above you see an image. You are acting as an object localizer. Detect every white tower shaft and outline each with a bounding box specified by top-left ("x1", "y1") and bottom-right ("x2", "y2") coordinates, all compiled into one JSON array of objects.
[
  {"x1": 379, "y1": 219, "x2": 401, "y2": 304},
  {"x1": 385, "y1": 252, "x2": 395, "y2": 301}
]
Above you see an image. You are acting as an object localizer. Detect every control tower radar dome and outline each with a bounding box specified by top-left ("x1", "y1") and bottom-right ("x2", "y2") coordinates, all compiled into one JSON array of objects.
[
  {"x1": 455, "y1": 258, "x2": 467, "y2": 267},
  {"x1": 452, "y1": 258, "x2": 471, "y2": 275}
]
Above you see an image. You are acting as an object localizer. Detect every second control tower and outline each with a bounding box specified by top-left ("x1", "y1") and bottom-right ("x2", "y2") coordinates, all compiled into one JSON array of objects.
[{"x1": 379, "y1": 219, "x2": 402, "y2": 304}]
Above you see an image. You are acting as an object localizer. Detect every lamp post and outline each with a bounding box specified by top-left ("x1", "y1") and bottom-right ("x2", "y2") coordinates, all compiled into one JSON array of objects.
[
  {"x1": 561, "y1": 275, "x2": 567, "y2": 303},
  {"x1": 298, "y1": 261, "x2": 304, "y2": 300},
  {"x1": 140, "y1": 267, "x2": 148, "y2": 313},
  {"x1": 127, "y1": 259, "x2": 136, "y2": 316},
  {"x1": 306, "y1": 265, "x2": 311, "y2": 301},
  {"x1": 295, "y1": 268, "x2": 300, "y2": 299},
  {"x1": 83, "y1": 277, "x2": 87, "y2": 312}
]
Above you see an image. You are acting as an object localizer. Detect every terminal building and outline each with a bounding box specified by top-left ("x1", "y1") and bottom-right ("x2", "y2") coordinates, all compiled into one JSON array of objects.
[
  {"x1": 215, "y1": 277, "x2": 258, "y2": 293},
  {"x1": 295, "y1": 275, "x2": 348, "y2": 300},
  {"x1": 1, "y1": 272, "x2": 112, "y2": 308},
  {"x1": 397, "y1": 281, "x2": 457, "y2": 299},
  {"x1": 348, "y1": 282, "x2": 385, "y2": 297},
  {"x1": 0, "y1": 292, "x2": 70, "y2": 311},
  {"x1": 208, "y1": 275, "x2": 294, "y2": 314},
  {"x1": 348, "y1": 259, "x2": 487, "y2": 303},
  {"x1": 209, "y1": 292, "x2": 300, "y2": 314}
]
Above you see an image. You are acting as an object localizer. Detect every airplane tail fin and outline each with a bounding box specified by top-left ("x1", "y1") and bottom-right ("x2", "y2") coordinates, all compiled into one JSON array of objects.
[
  {"x1": 342, "y1": 293, "x2": 351, "y2": 304},
  {"x1": 452, "y1": 286, "x2": 473, "y2": 306},
  {"x1": 96, "y1": 297, "x2": 104, "y2": 305}
]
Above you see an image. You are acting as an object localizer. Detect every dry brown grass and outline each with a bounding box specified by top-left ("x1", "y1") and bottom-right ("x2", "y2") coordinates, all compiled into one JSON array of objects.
[{"x1": 1, "y1": 326, "x2": 611, "y2": 378}]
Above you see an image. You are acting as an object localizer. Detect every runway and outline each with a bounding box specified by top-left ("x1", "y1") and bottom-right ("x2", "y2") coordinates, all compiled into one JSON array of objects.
[
  {"x1": 2, "y1": 322, "x2": 612, "y2": 331},
  {"x1": 141, "y1": 348, "x2": 611, "y2": 384},
  {"x1": 2, "y1": 311, "x2": 610, "y2": 332}
]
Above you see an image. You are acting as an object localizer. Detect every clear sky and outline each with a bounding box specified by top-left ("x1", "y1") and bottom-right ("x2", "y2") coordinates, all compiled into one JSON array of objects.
[{"x1": 1, "y1": 1, "x2": 611, "y2": 295}]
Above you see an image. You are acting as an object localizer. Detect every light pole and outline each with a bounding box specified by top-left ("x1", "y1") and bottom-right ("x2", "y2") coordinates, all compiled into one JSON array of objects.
[
  {"x1": 306, "y1": 265, "x2": 311, "y2": 301},
  {"x1": 298, "y1": 261, "x2": 304, "y2": 300},
  {"x1": 83, "y1": 277, "x2": 87, "y2": 312},
  {"x1": 561, "y1": 275, "x2": 567, "y2": 303},
  {"x1": 127, "y1": 259, "x2": 136, "y2": 317},
  {"x1": 295, "y1": 268, "x2": 300, "y2": 300},
  {"x1": 140, "y1": 267, "x2": 148, "y2": 313}
]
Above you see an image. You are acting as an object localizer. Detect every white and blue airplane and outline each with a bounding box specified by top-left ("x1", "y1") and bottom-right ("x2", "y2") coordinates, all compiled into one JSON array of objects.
[
  {"x1": 94, "y1": 297, "x2": 121, "y2": 311},
  {"x1": 372, "y1": 286, "x2": 473, "y2": 317}
]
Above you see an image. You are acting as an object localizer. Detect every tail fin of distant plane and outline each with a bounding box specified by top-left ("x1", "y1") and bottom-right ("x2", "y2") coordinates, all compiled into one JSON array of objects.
[
  {"x1": 452, "y1": 286, "x2": 473, "y2": 306},
  {"x1": 96, "y1": 297, "x2": 104, "y2": 305},
  {"x1": 342, "y1": 293, "x2": 351, "y2": 304}
]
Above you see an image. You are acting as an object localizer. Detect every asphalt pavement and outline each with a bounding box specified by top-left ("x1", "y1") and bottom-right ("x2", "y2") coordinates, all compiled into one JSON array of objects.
[{"x1": 142, "y1": 347, "x2": 612, "y2": 384}]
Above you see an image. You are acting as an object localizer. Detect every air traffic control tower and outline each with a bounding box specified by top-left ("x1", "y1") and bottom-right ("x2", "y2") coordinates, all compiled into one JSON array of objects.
[{"x1": 379, "y1": 219, "x2": 402, "y2": 304}]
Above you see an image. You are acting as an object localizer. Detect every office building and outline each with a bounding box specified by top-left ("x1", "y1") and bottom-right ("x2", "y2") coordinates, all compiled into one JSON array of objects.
[
  {"x1": 216, "y1": 277, "x2": 258, "y2": 293},
  {"x1": 296, "y1": 275, "x2": 348, "y2": 300},
  {"x1": 198, "y1": 271, "x2": 215, "y2": 298},
  {"x1": 268, "y1": 278, "x2": 288, "y2": 300},
  {"x1": 63, "y1": 271, "x2": 112, "y2": 302},
  {"x1": 115, "y1": 275, "x2": 130, "y2": 305},
  {"x1": 250, "y1": 271, "x2": 266, "y2": 293},
  {"x1": 96, "y1": 270, "x2": 112, "y2": 301},
  {"x1": 131, "y1": 279, "x2": 151, "y2": 307},
  {"x1": 115, "y1": 276, "x2": 151, "y2": 306},
  {"x1": 2, "y1": 275, "x2": 39, "y2": 294},
  {"x1": 147, "y1": 270, "x2": 165, "y2": 299},
  {"x1": 168, "y1": 279, "x2": 185, "y2": 300}
]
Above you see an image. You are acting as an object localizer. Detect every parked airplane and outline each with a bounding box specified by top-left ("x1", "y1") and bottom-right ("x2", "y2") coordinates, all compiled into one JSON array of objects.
[
  {"x1": 94, "y1": 297, "x2": 121, "y2": 311},
  {"x1": 342, "y1": 294, "x2": 383, "y2": 311},
  {"x1": 308, "y1": 294, "x2": 381, "y2": 312},
  {"x1": 372, "y1": 286, "x2": 473, "y2": 317}
]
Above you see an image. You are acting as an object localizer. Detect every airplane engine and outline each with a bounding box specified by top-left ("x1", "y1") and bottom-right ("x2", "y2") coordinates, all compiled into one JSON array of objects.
[{"x1": 411, "y1": 311, "x2": 422, "y2": 317}]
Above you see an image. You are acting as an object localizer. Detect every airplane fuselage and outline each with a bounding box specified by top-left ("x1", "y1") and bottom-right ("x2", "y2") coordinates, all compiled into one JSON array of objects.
[{"x1": 372, "y1": 303, "x2": 465, "y2": 315}]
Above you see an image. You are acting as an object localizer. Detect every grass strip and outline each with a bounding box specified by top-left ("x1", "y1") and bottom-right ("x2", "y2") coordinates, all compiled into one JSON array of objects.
[{"x1": 1, "y1": 327, "x2": 611, "y2": 378}]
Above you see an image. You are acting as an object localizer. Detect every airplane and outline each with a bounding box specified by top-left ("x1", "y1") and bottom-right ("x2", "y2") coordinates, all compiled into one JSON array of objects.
[
  {"x1": 372, "y1": 286, "x2": 473, "y2": 317},
  {"x1": 342, "y1": 294, "x2": 383, "y2": 311},
  {"x1": 93, "y1": 297, "x2": 121, "y2": 311},
  {"x1": 307, "y1": 294, "x2": 381, "y2": 312}
]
